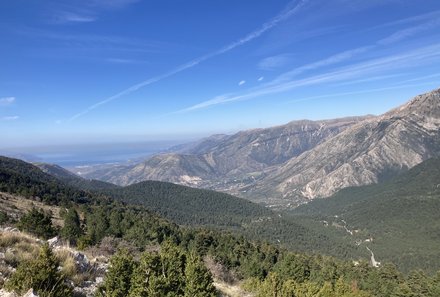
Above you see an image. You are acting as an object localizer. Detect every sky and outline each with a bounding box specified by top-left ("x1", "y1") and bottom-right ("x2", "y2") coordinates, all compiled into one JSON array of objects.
[{"x1": 1, "y1": 0, "x2": 440, "y2": 149}]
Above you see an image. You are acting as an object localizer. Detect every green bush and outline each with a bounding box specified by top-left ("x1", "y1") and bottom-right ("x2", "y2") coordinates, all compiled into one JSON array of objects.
[
  {"x1": 17, "y1": 208, "x2": 56, "y2": 239},
  {"x1": 5, "y1": 244, "x2": 72, "y2": 297}
]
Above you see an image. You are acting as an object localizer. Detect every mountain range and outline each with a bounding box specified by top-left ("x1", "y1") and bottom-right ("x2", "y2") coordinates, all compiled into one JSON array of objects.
[{"x1": 78, "y1": 88, "x2": 440, "y2": 208}]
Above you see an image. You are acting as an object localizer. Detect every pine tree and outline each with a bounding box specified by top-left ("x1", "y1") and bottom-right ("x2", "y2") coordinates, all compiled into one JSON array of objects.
[
  {"x1": 279, "y1": 279, "x2": 297, "y2": 297},
  {"x1": 17, "y1": 208, "x2": 56, "y2": 239},
  {"x1": 98, "y1": 249, "x2": 136, "y2": 297},
  {"x1": 390, "y1": 283, "x2": 412, "y2": 297},
  {"x1": 257, "y1": 272, "x2": 281, "y2": 297},
  {"x1": 406, "y1": 270, "x2": 430, "y2": 297},
  {"x1": 316, "y1": 281, "x2": 334, "y2": 297},
  {"x1": 184, "y1": 253, "x2": 217, "y2": 297},
  {"x1": 160, "y1": 241, "x2": 186, "y2": 296},
  {"x1": 429, "y1": 272, "x2": 440, "y2": 297},
  {"x1": 61, "y1": 208, "x2": 82, "y2": 245},
  {"x1": 128, "y1": 251, "x2": 162, "y2": 297}
]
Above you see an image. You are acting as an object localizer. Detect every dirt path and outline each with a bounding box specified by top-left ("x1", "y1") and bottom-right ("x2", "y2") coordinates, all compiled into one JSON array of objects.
[
  {"x1": 366, "y1": 246, "x2": 380, "y2": 267},
  {"x1": 214, "y1": 280, "x2": 254, "y2": 297}
]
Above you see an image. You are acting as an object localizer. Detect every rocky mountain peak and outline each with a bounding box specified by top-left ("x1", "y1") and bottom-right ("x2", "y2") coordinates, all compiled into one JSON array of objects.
[{"x1": 388, "y1": 88, "x2": 440, "y2": 117}]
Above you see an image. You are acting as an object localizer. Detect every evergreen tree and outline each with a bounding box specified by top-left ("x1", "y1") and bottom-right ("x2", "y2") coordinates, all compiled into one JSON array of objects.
[
  {"x1": 61, "y1": 208, "x2": 82, "y2": 245},
  {"x1": 316, "y1": 281, "x2": 334, "y2": 297},
  {"x1": 128, "y1": 251, "x2": 162, "y2": 297},
  {"x1": 160, "y1": 241, "x2": 187, "y2": 296},
  {"x1": 257, "y1": 272, "x2": 281, "y2": 297},
  {"x1": 273, "y1": 254, "x2": 311, "y2": 283},
  {"x1": 406, "y1": 270, "x2": 431, "y2": 297},
  {"x1": 5, "y1": 244, "x2": 72, "y2": 297},
  {"x1": 430, "y1": 272, "x2": 440, "y2": 297},
  {"x1": 98, "y1": 249, "x2": 136, "y2": 297},
  {"x1": 17, "y1": 208, "x2": 56, "y2": 239},
  {"x1": 391, "y1": 283, "x2": 413, "y2": 297},
  {"x1": 184, "y1": 253, "x2": 217, "y2": 297},
  {"x1": 279, "y1": 279, "x2": 297, "y2": 297}
]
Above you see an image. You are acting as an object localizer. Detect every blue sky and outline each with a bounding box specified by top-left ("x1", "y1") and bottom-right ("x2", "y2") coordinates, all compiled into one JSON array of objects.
[{"x1": 1, "y1": 0, "x2": 440, "y2": 148}]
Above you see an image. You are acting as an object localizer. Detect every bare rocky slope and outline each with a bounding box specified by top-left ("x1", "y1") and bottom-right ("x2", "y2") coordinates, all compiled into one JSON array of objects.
[
  {"x1": 244, "y1": 88, "x2": 440, "y2": 206},
  {"x1": 80, "y1": 88, "x2": 440, "y2": 208}
]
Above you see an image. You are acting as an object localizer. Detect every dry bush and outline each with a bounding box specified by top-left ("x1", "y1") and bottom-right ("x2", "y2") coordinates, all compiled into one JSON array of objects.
[
  {"x1": 0, "y1": 259, "x2": 13, "y2": 285},
  {"x1": 3, "y1": 245, "x2": 39, "y2": 268},
  {"x1": 0, "y1": 232, "x2": 26, "y2": 248},
  {"x1": 204, "y1": 255, "x2": 239, "y2": 284},
  {"x1": 0, "y1": 231, "x2": 39, "y2": 248},
  {"x1": 0, "y1": 230, "x2": 97, "y2": 288},
  {"x1": 58, "y1": 250, "x2": 81, "y2": 283},
  {"x1": 56, "y1": 248, "x2": 95, "y2": 285},
  {"x1": 15, "y1": 240, "x2": 38, "y2": 254},
  {"x1": 84, "y1": 236, "x2": 138, "y2": 259},
  {"x1": 0, "y1": 231, "x2": 40, "y2": 271}
]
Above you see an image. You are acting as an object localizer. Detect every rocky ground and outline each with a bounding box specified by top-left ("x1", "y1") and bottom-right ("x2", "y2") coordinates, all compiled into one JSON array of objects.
[{"x1": 0, "y1": 228, "x2": 108, "y2": 297}]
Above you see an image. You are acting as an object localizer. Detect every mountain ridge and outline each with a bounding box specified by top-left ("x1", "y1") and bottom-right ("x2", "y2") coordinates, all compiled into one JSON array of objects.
[
  {"x1": 76, "y1": 88, "x2": 440, "y2": 207},
  {"x1": 80, "y1": 116, "x2": 371, "y2": 194},
  {"x1": 248, "y1": 88, "x2": 440, "y2": 205}
]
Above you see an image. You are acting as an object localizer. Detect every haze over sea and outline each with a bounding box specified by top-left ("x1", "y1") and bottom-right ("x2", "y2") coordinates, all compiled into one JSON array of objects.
[{"x1": 0, "y1": 141, "x2": 183, "y2": 167}]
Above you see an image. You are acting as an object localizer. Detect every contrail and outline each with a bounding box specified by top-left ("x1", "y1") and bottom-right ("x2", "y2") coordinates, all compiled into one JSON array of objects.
[{"x1": 69, "y1": 0, "x2": 308, "y2": 121}]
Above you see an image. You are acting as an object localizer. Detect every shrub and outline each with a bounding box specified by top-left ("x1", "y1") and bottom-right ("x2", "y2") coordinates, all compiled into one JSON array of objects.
[
  {"x1": 17, "y1": 208, "x2": 56, "y2": 239},
  {"x1": 5, "y1": 244, "x2": 72, "y2": 297}
]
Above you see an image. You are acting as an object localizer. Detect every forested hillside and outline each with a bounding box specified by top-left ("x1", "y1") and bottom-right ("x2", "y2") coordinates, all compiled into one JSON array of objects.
[
  {"x1": 290, "y1": 158, "x2": 440, "y2": 273},
  {"x1": 1, "y1": 156, "x2": 440, "y2": 297},
  {"x1": 0, "y1": 156, "x2": 109, "y2": 205},
  {"x1": 1, "y1": 156, "x2": 358, "y2": 260},
  {"x1": 104, "y1": 180, "x2": 272, "y2": 227}
]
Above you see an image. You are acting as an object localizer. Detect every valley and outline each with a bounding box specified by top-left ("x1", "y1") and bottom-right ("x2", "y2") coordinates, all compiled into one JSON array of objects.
[{"x1": 1, "y1": 152, "x2": 440, "y2": 296}]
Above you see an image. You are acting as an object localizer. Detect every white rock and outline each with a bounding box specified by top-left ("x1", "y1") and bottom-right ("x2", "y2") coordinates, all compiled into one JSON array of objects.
[
  {"x1": 47, "y1": 237, "x2": 59, "y2": 247},
  {"x1": 23, "y1": 289, "x2": 38, "y2": 297}
]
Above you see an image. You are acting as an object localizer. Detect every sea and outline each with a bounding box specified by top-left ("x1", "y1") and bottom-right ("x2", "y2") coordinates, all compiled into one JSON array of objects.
[{"x1": 1, "y1": 140, "x2": 183, "y2": 167}]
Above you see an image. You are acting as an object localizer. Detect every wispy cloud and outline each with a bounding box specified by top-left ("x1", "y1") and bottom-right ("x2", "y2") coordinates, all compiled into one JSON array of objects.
[
  {"x1": 269, "y1": 16, "x2": 440, "y2": 83},
  {"x1": 53, "y1": 12, "x2": 96, "y2": 23},
  {"x1": 239, "y1": 80, "x2": 246, "y2": 86},
  {"x1": 106, "y1": 58, "x2": 149, "y2": 64},
  {"x1": 2, "y1": 116, "x2": 19, "y2": 121},
  {"x1": 90, "y1": 0, "x2": 140, "y2": 9},
  {"x1": 395, "y1": 73, "x2": 440, "y2": 83},
  {"x1": 332, "y1": 73, "x2": 409, "y2": 87},
  {"x1": 284, "y1": 81, "x2": 440, "y2": 105},
  {"x1": 0, "y1": 97, "x2": 15, "y2": 106},
  {"x1": 258, "y1": 54, "x2": 294, "y2": 70},
  {"x1": 378, "y1": 18, "x2": 440, "y2": 45},
  {"x1": 258, "y1": 77, "x2": 264, "y2": 82},
  {"x1": 176, "y1": 44, "x2": 440, "y2": 113},
  {"x1": 174, "y1": 16, "x2": 440, "y2": 114},
  {"x1": 373, "y1": 10, "x2": 440, "y2": 29},
  {"x1": 268, "y1": 46, "x2": 372, "y2": 86},
  {"x1": 69, "y1": 0, "x2": 309, "y2": 121},
  {"x1": 48, "y1": 0, "x2": 140, "y2": 24},
  {"x1": 15, "y1": 27, "x2": 167, "y2": 54}
]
